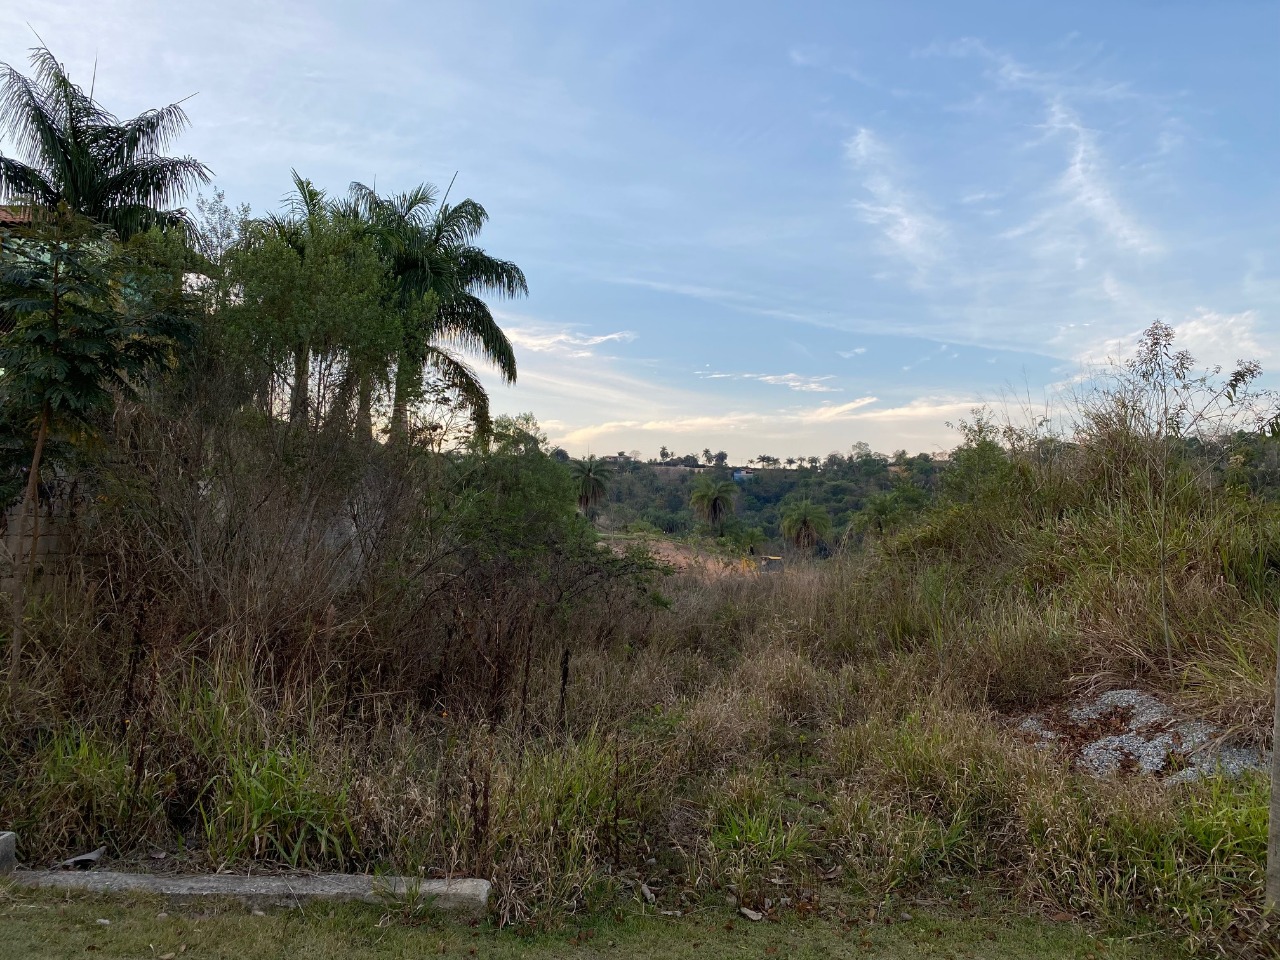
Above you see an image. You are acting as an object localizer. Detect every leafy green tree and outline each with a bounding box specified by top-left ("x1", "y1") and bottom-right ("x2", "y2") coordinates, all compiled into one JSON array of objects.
[
  {"x1": 1, "y1": 209, "x2": 193, "y2": 689},
  {"x1": 852, "y1": 483, "x2": 929, "y2": 536},
  {"x1": 713, "y1": 450, "x2": 728, "y2": 467},
  {"x1": 690, "y1": 476, "x2": 736, "y2": 535},
  {"x1": 230, "y1": 173, "x2": 390, "y2": 427},
  {"x1": 781, "y1": 499, "x2": 832, "y2": 550},
  {"x1": 0, "y1": 46, "x2": 209, "y2": 238},
  {"x1": 569, "y1": 454, "x2": 612, "y2": 516},
  {"x1": 659, "y1": 445, "x2": 670, "y2": 462}
]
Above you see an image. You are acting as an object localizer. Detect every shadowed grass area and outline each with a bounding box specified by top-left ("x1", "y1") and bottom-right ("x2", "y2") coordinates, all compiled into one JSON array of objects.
[{"x1": 0, "y1": 886, "x2": 1167, "y2": 960}]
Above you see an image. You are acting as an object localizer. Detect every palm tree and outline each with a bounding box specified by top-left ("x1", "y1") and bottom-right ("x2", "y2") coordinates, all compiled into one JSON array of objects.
[
  {"x1": 569, "y1": 455, "x2": 611, "y2": 516},
  {"x1": 702, "y1": 447, "x2": 713, "y2": 465},
  {"x1": 781, "y1": 499, "x2": 832, "y2": 550},
  {"x1": 0, "y1": 46, "x2": 209, "y2": 238},
  {"x1": 347, "y1": 182, "x2": 523, "y2": 440},
  {"x1": 242, "y1": 171, "x2": 332, "y2": 426},
  {"x1": 690, "y1": 476, "x2": 736, "y2": 535}
]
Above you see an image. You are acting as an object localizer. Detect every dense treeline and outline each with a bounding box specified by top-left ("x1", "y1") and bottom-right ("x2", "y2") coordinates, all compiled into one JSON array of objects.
[
  {"x1": 595, "y1": 430, "x2": 1280, "y2": 553},
  {"x1": 594, "y1": 448, "x2": 941, "y2": 545}
]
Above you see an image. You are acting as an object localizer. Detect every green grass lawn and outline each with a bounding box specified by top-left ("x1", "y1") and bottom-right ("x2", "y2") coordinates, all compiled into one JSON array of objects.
[{"x1": 0, "y1": 886, "x2": 1168, "y2": 960}]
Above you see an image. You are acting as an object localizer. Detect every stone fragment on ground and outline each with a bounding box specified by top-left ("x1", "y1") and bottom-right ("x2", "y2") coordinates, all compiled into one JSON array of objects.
[{"x1": 1015, "y1": 688, "x2": 1268, "y2": 784}]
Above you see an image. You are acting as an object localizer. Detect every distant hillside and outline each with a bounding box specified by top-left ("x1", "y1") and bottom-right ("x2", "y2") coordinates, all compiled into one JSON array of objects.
[
  {"x1": 584, "y1": 429, "x2": 1280, "y2": 549},
  {"x1": 590, "y1": 448, "x2": 946, "y2": 546}
]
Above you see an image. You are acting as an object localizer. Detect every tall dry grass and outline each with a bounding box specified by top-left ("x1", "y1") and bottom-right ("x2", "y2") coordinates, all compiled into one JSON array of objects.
[{"x1": 1, "y1": 375, "x2": 1278, "y2": 956}]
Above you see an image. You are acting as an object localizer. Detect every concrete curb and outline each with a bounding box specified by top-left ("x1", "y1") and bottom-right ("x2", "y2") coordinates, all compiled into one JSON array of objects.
[
  {"x1": 0, "y1": 832, "x2": 15, "y2": 875},
  {"x1": 8, "y1": 870, "x2": 491, "y2": 918}
]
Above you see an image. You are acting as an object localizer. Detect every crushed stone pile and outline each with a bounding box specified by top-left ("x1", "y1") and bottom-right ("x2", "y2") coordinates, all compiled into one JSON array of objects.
[{"x1": 1015, "y1": 688, "x2": 1268, "y2": 785}]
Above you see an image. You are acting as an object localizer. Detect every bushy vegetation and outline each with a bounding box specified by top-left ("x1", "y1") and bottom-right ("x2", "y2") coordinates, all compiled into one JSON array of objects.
[
  {"x1": 1, "y1": 44, "x2": 1279, "y2": 960},
  {"x1": 2, "y1": 336, "x2": 1278, "y2": 954}
]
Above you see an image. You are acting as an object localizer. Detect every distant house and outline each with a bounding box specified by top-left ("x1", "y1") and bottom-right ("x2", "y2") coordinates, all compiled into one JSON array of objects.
[{"x1": 732, "y1": 468, "x2": 755, "y2": 482}]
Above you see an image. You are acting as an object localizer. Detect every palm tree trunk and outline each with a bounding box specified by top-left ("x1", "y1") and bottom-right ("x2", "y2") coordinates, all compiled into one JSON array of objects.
[
  {"x1": 389, "y1": 355, "x2": 416, "y2": 442},
  {"x1": 9, "y1": 400, "x2": 50, "y2": 699},
  {"x1": 357, "y1": 373, "x2": 374, "y2": 444},
  {"x1": 289, "y1": 343, "x2": 310, "y2": 427}
]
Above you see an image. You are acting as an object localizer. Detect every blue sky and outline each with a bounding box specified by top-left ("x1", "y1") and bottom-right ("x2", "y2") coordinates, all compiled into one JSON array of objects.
[{"x1": 3, "y1": 1, "x2": 1276, "y2": 459}]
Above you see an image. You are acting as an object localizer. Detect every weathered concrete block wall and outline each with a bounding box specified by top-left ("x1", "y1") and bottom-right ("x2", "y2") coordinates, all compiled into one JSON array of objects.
[{"x1": 1, "y1": 494, "x2": 79, "y2": 595}]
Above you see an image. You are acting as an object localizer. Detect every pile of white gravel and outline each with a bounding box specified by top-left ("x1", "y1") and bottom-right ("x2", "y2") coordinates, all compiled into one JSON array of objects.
[{"x1": 1016, "y1": 688, "x2": 1268, "y2": 785}]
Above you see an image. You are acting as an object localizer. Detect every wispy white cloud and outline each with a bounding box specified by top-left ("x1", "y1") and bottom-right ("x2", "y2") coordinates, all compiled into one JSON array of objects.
[
  {"x1": 555, "y1": 394, "x2": 978, "y2": 455},
  {"x1": 838, "y1": 347, "x2": 868, "y2": 357},
  {"x1": 556, "y1": 395, "x2": 881, "y2": 446},
  {"x1": 1004, "y1": 99, "x2": 1159, "y2": 257},
  {"x1": 924, "y1": 37, "x2": 1140, "y2": 103},
  {"x1": 788, "y1": 44, "x2": 884, "y2": 89},
  {"x1": 505, "y1": 325, "x2": 636, "y2": 358},
  {"x1": 695, "y1": 371, "x2": 842, "y2": 393},
  {"x1": 900, "y1": 343, "x2": 956, "y2": 372},
  {"x1": 845, "y1": 128, "x2": 947, "y2": 273}
]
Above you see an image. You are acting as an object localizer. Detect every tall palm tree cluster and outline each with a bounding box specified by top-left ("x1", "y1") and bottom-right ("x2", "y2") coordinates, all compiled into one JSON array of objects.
[
  {"x1": 0, "y1": 46, "x2": 528, "y2": 687},
  {"x1": 0, "y1": 45, "x2": 526, "y2": 445},
  {"x1": 233, "y1": 171, "x2": 525, "y2": 440}
]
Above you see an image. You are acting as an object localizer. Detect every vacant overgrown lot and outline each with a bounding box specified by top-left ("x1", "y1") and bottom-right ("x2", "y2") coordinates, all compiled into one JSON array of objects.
[{"x1": 3, "y1": 353, "x2": 1279, "y2": 959}]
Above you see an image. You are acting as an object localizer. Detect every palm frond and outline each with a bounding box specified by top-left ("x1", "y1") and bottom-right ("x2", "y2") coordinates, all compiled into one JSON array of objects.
[
  {"x1": 430, "y1": 199, "x2": 487, "y2": 247},
  {"x1": 285, "y1": 169, "x2": 328, "y2": 223},
  {"x1": 424, "y1": 345, "x2": 492, "y2": 436},
  {"x1": 0, "y1": 156, "x2": 58, "y2": 206},
  {"x1": 110, "y1": 100, "x2": 195, "y2": 158},
  {"x1": 453, "y1": 246, "x2": 528, "y2": 298},
  {"x1": 432, "y1": 294, "x2": 516, "y2": 383},
  {"x1": 0, "y1": 58, "x2": 75, "y2": 180},
  {"x1": 98, "y1": 154, "x2": 211, "y2": 213}
]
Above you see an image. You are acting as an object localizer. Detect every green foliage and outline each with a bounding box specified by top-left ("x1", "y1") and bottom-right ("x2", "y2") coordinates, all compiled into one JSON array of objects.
[
  {"x1": 344, "y1": 180, "x2": 525, "y2": 438},
  {"x1": 689, "y1": 476, "x2": 736, "y2": 534},
  {"x1": 0, "y1": 210, "x2": 194, "y2": 501},
  {"x1": 589, "y1": 453, "x2": 942, "y2": 545},
  {"x1": 780, "y1": 499, "x2": 832, "y2": 550},
  {"x1": 569, "y1": 454, "x2": 612, "y2": 515},
  {"x1": 203, "y1": 744, "x2": 356, "y2": 870},
  {"x1": 10, "y1": 729, "x2": 166, "y2": 857},
  {"x1": 0, "y1": 215, "x2": 191, "y2": 422}
]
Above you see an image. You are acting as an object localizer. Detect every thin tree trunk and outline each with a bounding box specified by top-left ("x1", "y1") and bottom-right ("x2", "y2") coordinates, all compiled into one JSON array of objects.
[
  {"x1": 356, "y1": 373, "x2": 374, "y2": 444},
  {"x1": 1267, "y1": 601, "x2": 1280, "y2": 912},
  {"x1": 8, "y1": 400, "x2": 50, "y2": 699},
  {"x1": 289, "y1": 344, "x2": 310, "y2": 427}
]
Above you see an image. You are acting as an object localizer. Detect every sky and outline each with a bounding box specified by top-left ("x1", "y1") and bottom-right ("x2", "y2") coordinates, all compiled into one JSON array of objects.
[{"x1": 2, "y1": 1, "x2": 1277, "y2": 460}]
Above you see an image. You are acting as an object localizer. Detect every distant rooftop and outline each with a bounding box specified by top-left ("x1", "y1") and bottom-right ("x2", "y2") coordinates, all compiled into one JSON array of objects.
[{"x1": 0, "y1": 205, "x2": 32, "y2": 225}]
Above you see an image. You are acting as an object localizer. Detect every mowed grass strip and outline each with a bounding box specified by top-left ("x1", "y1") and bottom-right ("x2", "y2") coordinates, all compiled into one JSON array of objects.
[{"x1": 0, "y1": 887, "x2": 1166, "y2": 960}]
